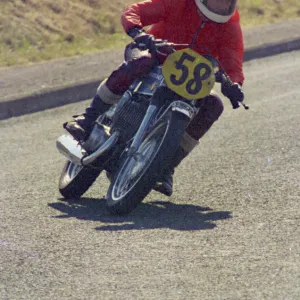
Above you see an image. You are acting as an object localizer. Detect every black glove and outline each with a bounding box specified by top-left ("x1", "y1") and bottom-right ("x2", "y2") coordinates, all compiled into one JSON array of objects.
[
  {"x1": 134, "y1": 33, "x2": 156, "y2": 51},
  {"x1": 222, "y1": 82, "x2": 244, "y2": 103},
  {"x1": 127, "y1": 26, "x2": 145, "y2": 39},
  {"x1": 127, "y1": 26, "x2": 155, "y2": 51}
]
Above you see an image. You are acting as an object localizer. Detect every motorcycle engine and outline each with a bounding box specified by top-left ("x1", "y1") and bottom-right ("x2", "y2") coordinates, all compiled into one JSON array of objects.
[{"x1": 110, "y1": 91, "x2": 149, "y2": 140}]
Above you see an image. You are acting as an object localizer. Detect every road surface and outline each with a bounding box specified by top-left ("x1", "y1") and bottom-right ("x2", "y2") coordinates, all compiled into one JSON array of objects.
[{"x1": 0, "y1": 51, "x2": 299, "y2": 300}]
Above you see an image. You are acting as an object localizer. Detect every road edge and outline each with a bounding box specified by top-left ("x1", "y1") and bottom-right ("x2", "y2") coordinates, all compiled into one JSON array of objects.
[{"x1": 1, "y1": 38, "x2": 300, "y2": 120}]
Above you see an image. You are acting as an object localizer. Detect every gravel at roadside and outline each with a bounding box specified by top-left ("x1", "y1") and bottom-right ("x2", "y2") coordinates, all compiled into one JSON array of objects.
[{"x1": 0, "y1": 19, "x2": 300, "y2": 120}]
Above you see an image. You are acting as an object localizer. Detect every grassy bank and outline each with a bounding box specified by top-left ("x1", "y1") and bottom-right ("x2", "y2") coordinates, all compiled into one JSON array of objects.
[{"x1": 0, "y1": 0, "x2": 300, "y2": 66}]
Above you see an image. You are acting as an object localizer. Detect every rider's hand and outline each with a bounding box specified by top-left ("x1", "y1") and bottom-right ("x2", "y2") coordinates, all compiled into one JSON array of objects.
[
  {"x1": 127, "y1": 26, "x2": 145, "y2": 39},
  {"x1": 222, "y1": 82, "x2": 244, "y2": 102},
  {"x1": 126, "y1": 26, "x2": 155, "y2": 51},
  {"x1": 134, "y1": 33, "x2": 156, "y2": 51}
]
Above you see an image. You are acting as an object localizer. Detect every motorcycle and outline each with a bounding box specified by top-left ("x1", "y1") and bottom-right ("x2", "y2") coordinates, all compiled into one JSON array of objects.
[{"x1": 56, "y1": 39, "x2": 248, "y2": 215}]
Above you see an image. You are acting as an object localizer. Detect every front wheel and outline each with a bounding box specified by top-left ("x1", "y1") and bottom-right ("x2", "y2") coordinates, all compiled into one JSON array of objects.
[
  {"x1": 59, "y1": 161, "x2": 101, "y2": 199},
  {"x1": 106, "y1": 111, "x2": 189, "y2": 215}
]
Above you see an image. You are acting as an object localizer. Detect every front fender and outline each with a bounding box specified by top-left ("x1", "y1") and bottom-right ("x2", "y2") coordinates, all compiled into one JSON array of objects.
[{"x1": 170, "y1": 101, "x2": 195, "y2": 119}]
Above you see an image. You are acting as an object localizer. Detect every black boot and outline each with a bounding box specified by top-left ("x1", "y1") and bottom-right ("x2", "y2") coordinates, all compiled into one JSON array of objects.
[
  {"x1": 153, "y1": 147, "x2": 188, "y2": 197},
  {"x1": 63, "y1": 95, "x2": 111, "y2": 141}
]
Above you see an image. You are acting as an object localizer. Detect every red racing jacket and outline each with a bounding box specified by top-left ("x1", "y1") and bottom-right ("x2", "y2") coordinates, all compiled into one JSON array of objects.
[{"x1": 121, "y1": 0, "x2": 245, "y2": 84}]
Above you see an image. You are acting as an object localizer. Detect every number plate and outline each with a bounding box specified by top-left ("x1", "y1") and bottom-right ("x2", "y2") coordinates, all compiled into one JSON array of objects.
[{"x1": 162, "y1": 48, "x2": 215, "y2": 100}]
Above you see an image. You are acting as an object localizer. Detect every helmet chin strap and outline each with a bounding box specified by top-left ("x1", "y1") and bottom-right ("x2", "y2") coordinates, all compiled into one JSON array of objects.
[{"x1": 190, "y1": 21, "x2": 207, "y2": 49}]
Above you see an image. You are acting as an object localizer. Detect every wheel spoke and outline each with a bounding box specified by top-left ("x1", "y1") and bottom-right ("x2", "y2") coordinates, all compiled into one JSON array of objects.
[{"x1": 111, "y1": 120, "x2": 169, "y2": 201}]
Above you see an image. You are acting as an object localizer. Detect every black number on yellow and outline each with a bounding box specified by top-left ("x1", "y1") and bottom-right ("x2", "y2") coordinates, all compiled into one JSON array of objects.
[
  {"x1": 186, "y1": 63, "x2": 211, "y2": 95},
  {"x1": 170, "y1": 52, "x2": 212, "y2": 95},
  {"x1": 170, "y1": 52, "x2": 195, "y2": 86}
]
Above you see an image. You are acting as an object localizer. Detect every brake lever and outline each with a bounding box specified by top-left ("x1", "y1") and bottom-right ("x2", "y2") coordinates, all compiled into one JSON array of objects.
[{"x1": 241, "y1": 102, "x2": 249, "y2": 110}]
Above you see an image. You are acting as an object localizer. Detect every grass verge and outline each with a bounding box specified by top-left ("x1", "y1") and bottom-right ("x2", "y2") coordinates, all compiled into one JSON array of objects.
[{"x1": 0, "y1": 0, "x2": 300, "y2": 67}]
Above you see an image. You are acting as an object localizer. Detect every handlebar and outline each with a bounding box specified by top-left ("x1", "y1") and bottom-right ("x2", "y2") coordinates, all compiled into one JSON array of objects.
[
  {"x1": 135, "y1": 39, "x2": 188, "y2": 54},
  {"x1": 135, "y1": 39, "x2": 249, "y2": 110}
]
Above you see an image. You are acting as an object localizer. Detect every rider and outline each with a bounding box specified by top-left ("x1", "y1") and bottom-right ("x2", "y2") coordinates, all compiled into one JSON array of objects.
[{"x1": 64, "y1": 0, "x2": 245, "y2": 196}]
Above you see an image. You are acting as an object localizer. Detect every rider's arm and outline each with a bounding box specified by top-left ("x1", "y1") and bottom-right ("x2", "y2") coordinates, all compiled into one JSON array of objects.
[
  {"x1": 121, "y1": 0, "x2": 168, "y2": 35},
  {"x1": 217, "y1": 12, "x2": 245, "y2": 85}
]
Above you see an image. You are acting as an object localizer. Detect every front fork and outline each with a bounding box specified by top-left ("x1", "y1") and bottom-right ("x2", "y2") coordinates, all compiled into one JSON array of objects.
[
  {"x1": 127, "y1": 86, "x2": 195, "y2": 156},
  {"x1": 127, "y1": 104, "x2": 158, "y2": 156}
]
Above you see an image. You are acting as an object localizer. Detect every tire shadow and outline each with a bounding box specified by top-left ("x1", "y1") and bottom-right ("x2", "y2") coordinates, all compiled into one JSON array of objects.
[{"x1": 49, "y1": 197, "x2": 231, "y2": 231}]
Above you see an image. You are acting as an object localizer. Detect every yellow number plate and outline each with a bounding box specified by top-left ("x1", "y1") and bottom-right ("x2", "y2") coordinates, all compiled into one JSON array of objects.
[{"x1": 162, "y1": 48, "x2": 215, "y2": 100}]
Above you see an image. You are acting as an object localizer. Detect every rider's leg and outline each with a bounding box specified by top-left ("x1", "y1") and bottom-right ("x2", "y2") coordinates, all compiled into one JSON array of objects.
[
  {"x1": 64, "y1": 46, "x2": 155, "y2": 141},
  {"x1": 63, "y1": 80, "x2": 119, "y2": 141},
  {"x1": 154, "y1": 92, "x2": 224, "y2": 196},
  {"x1": 153, "y1": 131, "x2": 199, "y2": 196},
  {"x1": 186, "y1": 91, "x2": 224, "y2": 140}
]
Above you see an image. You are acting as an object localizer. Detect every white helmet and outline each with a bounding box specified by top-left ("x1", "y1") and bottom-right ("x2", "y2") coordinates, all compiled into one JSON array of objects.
[{"x1": 195, "y1": 0, "x2": 237, "y2": 23}]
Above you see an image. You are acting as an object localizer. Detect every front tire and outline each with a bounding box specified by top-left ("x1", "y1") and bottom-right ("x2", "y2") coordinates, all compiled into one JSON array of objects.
[
  {"x1": 59, "y1": 161, "x2": 101, "y2": 199},
  {"x1": 106, "y1": 111, "x2": 189, "y2": 215}
]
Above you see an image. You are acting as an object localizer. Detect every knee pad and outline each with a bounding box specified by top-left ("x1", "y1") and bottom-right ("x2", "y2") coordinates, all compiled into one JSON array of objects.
[{"x1": 97, "y1": 79, "x2": 122, "y2": 105}]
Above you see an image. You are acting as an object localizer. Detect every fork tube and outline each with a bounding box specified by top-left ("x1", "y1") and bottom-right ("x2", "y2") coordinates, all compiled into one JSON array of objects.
[{"x1": 127, "y1": 104, "x2": 158, "y2": 155}]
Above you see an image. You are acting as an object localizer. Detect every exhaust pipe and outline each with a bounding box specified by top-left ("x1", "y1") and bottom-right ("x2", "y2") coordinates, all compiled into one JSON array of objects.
[
  {"x1": 56, "y1": 131, "x2": 120, "y2": 166},
  {"x1": 56, "y1": 135, "x2": 86, "y2": 165}
]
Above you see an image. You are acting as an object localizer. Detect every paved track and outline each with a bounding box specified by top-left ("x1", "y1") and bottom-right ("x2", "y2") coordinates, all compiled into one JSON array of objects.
[{"x1": 0, "y1": 51, "x2": 300, "y2": 300}]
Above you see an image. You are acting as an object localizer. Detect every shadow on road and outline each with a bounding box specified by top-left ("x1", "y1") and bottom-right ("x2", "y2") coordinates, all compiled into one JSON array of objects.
[{"x1": 49, "y1": 197, "x2": 231, "y2": 231}]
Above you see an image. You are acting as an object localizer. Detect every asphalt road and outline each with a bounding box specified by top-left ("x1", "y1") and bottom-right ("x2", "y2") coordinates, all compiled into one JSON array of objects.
[{"x1": 1, "y1": 51, "x2": 300, "y2": 300}]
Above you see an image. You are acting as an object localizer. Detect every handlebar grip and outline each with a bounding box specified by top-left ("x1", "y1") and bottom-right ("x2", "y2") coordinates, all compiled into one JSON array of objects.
[
  {"x1": 135, "y1": 42, "x2": 157, "y2": 54},
  {"x1": 136, "y1": 43, "x2": 147, "y2": 50}
]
